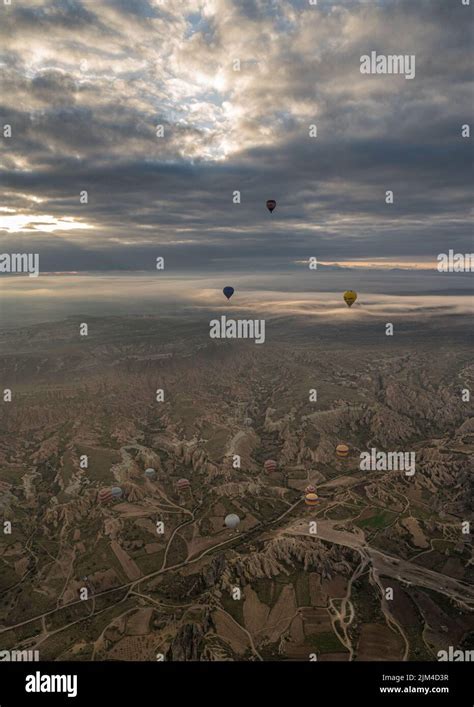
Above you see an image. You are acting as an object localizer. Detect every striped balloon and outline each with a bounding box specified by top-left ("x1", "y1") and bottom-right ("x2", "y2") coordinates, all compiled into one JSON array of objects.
[
  {"x1": 305, "y1": 492, "x2": 319, "y2": 507},
  {"x1": 336, "y1": 444, "x2": 349, "y2": 458},
  {"x1": 98, "y1": 488, "x2": 113, "y2": 504}
]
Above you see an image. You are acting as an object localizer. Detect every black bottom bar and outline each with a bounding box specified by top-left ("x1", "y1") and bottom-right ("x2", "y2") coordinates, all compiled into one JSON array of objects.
[{"x1": 0, "y1": 661, "x2": 470, "y2": 705}]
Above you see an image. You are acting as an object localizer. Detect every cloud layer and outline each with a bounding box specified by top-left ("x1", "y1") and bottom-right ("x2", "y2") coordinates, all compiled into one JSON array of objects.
[{"x1": 0, "y1": 0, "x2": 473, "y2": 276}]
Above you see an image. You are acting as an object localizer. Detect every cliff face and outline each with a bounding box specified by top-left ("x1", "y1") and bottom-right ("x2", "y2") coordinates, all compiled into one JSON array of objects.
[
  {"x1": 222, "y1": 536, "x2": 353, "y2": 585},
  {"x1": 44, "y1": 493, "x2": 95, "y2": 532},
  {"x1": 201, "y1": 555, "x2": 227, "y2": 589},
  {"x1": 384, "y1": 380, "x2": 465, "y2": 430},
  {"x1": 122, "y1": 482, "x2": 147, "y2": 502},
  {"x1": 166, "y1": 611, "x2": 213, "y2": 661}
]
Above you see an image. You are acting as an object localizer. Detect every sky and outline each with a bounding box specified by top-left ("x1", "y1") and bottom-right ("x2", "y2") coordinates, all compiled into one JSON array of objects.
[{"x1": 0, "y1": 0, "x2": 473, "y2": 321}]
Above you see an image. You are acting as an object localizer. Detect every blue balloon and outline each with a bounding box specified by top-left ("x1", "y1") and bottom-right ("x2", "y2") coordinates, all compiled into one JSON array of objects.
[{"x1": 223, "y1": 286, "x2": 234, "y2": 300}]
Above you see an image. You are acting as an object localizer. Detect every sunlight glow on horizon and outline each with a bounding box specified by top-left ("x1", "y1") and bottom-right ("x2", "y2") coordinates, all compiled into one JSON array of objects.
[{"x1": 0, "y1": 213, "x2": 94, "y2": 234}]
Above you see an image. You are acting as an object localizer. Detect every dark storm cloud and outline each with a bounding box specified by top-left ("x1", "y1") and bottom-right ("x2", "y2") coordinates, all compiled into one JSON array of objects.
[
  {"x1": 103, "y1": 0, "x2": 163, "y2": 18},
  {"x1": 0, "y1": 0, "x2": 472, "y2": 274},
  {"x1": 13, "y1": 0, "x2": 97, "y2": 29}
]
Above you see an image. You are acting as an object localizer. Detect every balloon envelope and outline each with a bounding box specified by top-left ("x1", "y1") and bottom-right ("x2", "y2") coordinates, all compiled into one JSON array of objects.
[
  {"x1": 98, "y1": 488, "x2": 113, "y2": 503},
  {"x1": 264, "y1": 459, "x2": 277, "y2": 473},
  {"x1": 223, "y1": 286, "x2": 234, "y2": 300},
  {"x1": 336, "y1": 444, "x2": 349, "y2": 457},
  {"x1": 224, "y1": 513, "x2": 240, "y2": 529},
  {"x1": 266, "y1": 199, "x2": 276, "y2": 213},
  {"x1": 145, "y1": 468, "x2": 156, "y2": 479},
  {"x1": 343, "y1": 290, "x2": 357, "y2": 307}
]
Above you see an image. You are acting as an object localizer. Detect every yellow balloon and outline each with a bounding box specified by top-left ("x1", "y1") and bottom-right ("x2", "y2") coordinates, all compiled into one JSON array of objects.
[
  {"x1": 343, "y1": 290, "x2": 357, "y2": 307},
  {"x1": 336, "y1": 444, "x2": 349, "y2": 457}
]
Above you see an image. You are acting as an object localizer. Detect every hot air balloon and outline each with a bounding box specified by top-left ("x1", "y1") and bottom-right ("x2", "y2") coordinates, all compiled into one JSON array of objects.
[
  {"x1": 266, "y1": 199, "x2": 276, "y2": 213},
  {"x1": 145, "y1": 468, "x2": 156, "y2": 480},
  {"x1": 264, "y1": 459, "x2": 277, "y2": 474},
  {"x1": 305, "y1": 492, "x2": 319, "y2": 507},
  {"x1": 305, "y1": 484, "x2": 317, "y2": 494},
  {"x1": 98, "y1": 488, "x2": 113, "y2": 504},
  {"x1": 111, "y1": 486, "x2": 123, "y2": 499},
  {"x1": 336, "y1": 444, "x2": 349, "y2": 458},
  {"x1": 244, "y1": 417, "x2": 253, "y2": 426},
  {"x1": 343, "y1": 290, "x2": 357, "y2": 308},
  {"x1": 177, "y1": 478, "x2": 191, "y2": 492},
  {"x1": 223, "y1": 286, "x2": 234, "y2": 300},
  {"x1": 224, "y1": 513, "x2": 240, "y2": 529}
]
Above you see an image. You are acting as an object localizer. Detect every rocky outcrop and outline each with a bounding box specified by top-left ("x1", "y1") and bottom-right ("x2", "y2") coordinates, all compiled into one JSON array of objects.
[
  {"x1": 166, "y1": 611, "x2": 213, "y2": 661},
  {"x1": 224, "y1": 536, "x2": 352, "y2": 585}
]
